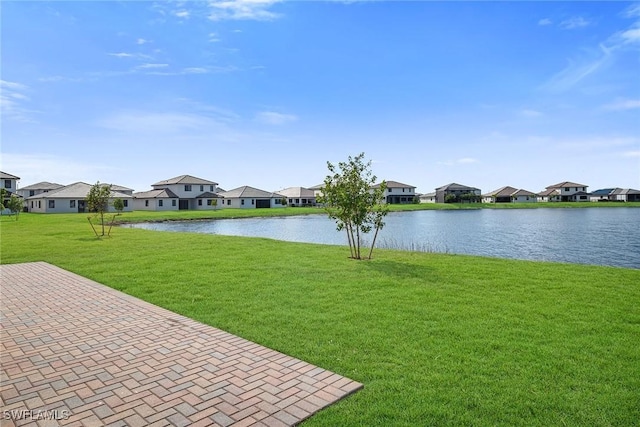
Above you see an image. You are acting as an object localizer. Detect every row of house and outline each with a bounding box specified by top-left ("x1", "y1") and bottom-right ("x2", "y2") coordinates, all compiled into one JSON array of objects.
[{"x1": 2, "y1": 171, "x2": 639, "y2": 214}]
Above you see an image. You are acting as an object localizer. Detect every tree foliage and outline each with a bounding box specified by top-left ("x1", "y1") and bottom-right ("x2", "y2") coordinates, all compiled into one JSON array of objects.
[
  {"x1": 7, "y1": 195, "x2": 23, "y2": 220},
  {"x1": 87, "y1": 182, "x2": 112, "y2": 237},
  {"x1": 0, "y1": 188, "x2": 8, "y2": 214},
  {"x1": 317, "y1": 152, "x2": 389, "y2": 259}
]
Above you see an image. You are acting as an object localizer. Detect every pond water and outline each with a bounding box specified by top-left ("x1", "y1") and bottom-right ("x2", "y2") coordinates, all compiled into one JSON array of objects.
[{"x1": 123, "y1": 208, "x2": 640, "y2": 269}]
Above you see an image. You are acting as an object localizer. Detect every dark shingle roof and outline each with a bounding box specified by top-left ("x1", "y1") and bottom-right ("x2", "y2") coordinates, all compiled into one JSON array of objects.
[{"x1": 152, "y1": 175, "x2": 218, "y2": 186}]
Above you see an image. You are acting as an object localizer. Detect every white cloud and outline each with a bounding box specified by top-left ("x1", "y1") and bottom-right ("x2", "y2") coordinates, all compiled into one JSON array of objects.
[
  {"x1": 208, "y1": 0, "x2": 281, "y2": 21},
  {"x1": 623, "y1": 150, "x2": 640, "y2": 157},
  {"x1": 208, "y1": 32, "x2": 221, "y2": 42},
  {"x1": 183, "y1": 67, "x2": 208, "y2": 74},
  {"x1": 0, "y1": 80, "x2": 36, "y2": 122},
  {"x1": 603, "y1": 98, "x2": 640, "y2": 111},
  {"x1": 255, "y1": 111, "x2": 298, "y2": 125},
  {"x1": 520, "y1": 109, "x2": 543, "y2": 118},
  {"x1": 136, "y1": 63, "x2": 169, "y2": 69},
  {"x1": 623, "y1": 3, "x2": 640, "y2": 18},
  {"x1": 560, "y1": 16, "x2": 591, "y2": 29},
  {"x1": 538, "y1": 18, "x2": 552, "y2": 26},
  {"x1": 620, "y1": 28, "x2": 640, "y2": 43},
  {"x1": 108, "y1": 52, "x2": 134, "y2": 58},
  {"x1": 457, "y1": 157, "x2": 478, "y2": 164},
  {"x1": 541, "y1": 44, "x2": 612, "y2": 92},
  {"x1": 173, "y1": 10, "x2": 190, "y2": 19},
  {"x1": 136, "y1": 38, "x2": 150, "y2": 45}
]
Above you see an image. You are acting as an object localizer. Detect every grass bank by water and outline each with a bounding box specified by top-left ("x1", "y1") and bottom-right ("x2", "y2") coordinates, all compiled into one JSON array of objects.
[{"x1": 1, "y1": 213, "x2": 639, "y2": 426}]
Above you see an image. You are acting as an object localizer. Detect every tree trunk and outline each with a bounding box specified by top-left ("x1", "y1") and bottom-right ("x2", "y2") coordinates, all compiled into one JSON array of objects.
[
  {"x1": 368, "y1": 225, "x2": 381, "y2": 259},
  {"x1": 87, "y1": 217, "x2": 99, "y2": 238}
]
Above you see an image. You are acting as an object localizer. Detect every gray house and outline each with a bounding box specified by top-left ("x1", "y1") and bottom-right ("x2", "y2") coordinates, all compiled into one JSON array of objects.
[{"x1": 435, "y1": 183, "x2": 481, "y2": 203}]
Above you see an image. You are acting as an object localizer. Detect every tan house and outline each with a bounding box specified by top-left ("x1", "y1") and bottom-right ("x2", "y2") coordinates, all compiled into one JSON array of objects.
[
  {"x1": 483, "y1": 186, "x2": 537, "y2": 203},
  {"x1": 277, "y1": 187, "x2": 316, "y2": 207},
  {"x1": 373, "y1": 181, "x2": 417, "y2": 204},
  {"x1": 538, "y1": 182, "x2": 589, "y2": 202}
]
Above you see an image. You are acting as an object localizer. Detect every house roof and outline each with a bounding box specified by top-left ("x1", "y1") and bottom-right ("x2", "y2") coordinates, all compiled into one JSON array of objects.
[
  {"x1": 512, "y1": 189, "x2": 537, "y2": 197},
  {"x1": 0, "y1": 171, "x2": 20, "y2": 180},
  {"x1": 26, "y1": 182, "x2": 132, "y2": 200},
  {"x1": 372, "y1": 181, "x2": 416, "y2": 189},
  {"x1": 611, "y1": 188, "x2": 640, "y2": 195},
  {"x1": 307, "y1": 183, "x2": 325, "y2": 190},
  {"x1": 483, "y1": 186, "x2": 518, "y2": 197},
  {"x1": 152, "y1": 175, "x2": 218, "y2": 186},
  {"x1": 133, "y1": 189, "x2": 178, "y2": 199},
  {"x1": 419, "y1": 192, "x2": 436, "y2": 197},
  {"x1": 537, "y1": 188, "x2": 560, "y2": 196},
  {"x1": 435, "y1": 183, "x2": 480, "y2": 191},
  {"x1": 276, "y1": 187, "x2": 315, "y2": 198},
  {"x1": 591, "y1": 188, "x2": 616, "y2": 196},
  {"x1": 18, "y1": 182, "x2": 64, "y2": 191},
  {"x1": 546, "y1": 181, "x2": 587, "y2": 189},
  {"x1": 110, "y1": 184, "x2": 134, "y2": 192},
  {"x1": 219, "y1": 186, "x2": 284, "y2": 199},
  {"x1": 196, "y1": 192, "x2": 223, "y2": 198}
]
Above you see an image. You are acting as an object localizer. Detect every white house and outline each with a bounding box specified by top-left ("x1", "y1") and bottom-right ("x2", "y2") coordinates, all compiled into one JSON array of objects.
[
  {"x1": 16, "y1": 182, "x2": 64, "y2": 199},
  {"x1": 539, "y1": 181, "x2": 589, "y2": 202},
  {"x1": 139, "y1": 175, "x2": 219, "y2": 210},
  {"x1": 26, "y1": 182, "x2": 133, "y2": 213},
  {"x1": 373, "y1": 181, "x2": 417, "y2": 204},
  {"x1": 419, "y1": 192, "x2": 437, "y2": 203},
  {"x1": 218, "y1": 186, "x2": 285, "y2": 209},
  {"x1": 1, "y1": 171, "x2": 21, "y2": 214},
  {"x1": 132, "y1": 189, "x2": 179, "y2": 211},
  {"x1": 483, "y1": 186, "x2": 537, "y2": 203},
  {"x1": 610, "y1": 188, "x2": 640, "y2": 202},
  {"x1": 276, "y1": 187, "x2": 316, "y2": 207}
]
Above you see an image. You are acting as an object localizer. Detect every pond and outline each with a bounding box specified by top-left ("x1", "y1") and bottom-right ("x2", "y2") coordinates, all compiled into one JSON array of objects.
[{"x1": 123, "y1": 208, "x2": 640, "y2": 269}]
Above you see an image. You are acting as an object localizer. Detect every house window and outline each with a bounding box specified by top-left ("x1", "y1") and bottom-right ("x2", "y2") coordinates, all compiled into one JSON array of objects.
[
  {"x1": 38, "y1": 201, "x2": 41, "y2": 208},
  {"x1": 200, "y1": 185, "x2": 204, "y2": 191},
  {"x1": 198, "y1": 199, "x2": 203, "y2": 206},
  {"x1": 241, "y1": 199, "x2": 245, "y2": 205},
  {"x1": 30, "y1": 201, "x2": 33, "y2": 208},
  {"x1": 172, "y1": 200, "x2": 176, "y2": 206},
  {"x1": 403, "y1": 188, "x2": 405, "y2": 192},
  {"x1": 251, "y1": 199, "x2": 254, "y2": 205},
  {"x1": 210, "y1": 185, "x2": 214, "y2": 191},
  {"x1": 289, "y1": 198, "x2": 293, "y2": 203},
  {"x1": 565, "y1": 188, "x2": 570, "y2": 192},
  {"x1": 207, "y1": 199, "x2": 212, "y2": 206},
  {"x1": 29, "y1": 190, "x2": 35, "y2": 196},
  {"x1": 70, "y1": 200, "x2": 76, "y2": 208},
  {"x1": 123, "y1": 200, "x2": 128, "y2": 207},
  {"x1": 388, "y1": 188, "x2": 392, "y2": 192},
  {"x1": 145, "y1": 200, "x2": 149, "y2": 207},
  {"x1": 4, "y1": 180, "x2": 11, "y2": 189},
  {"x1": 159, "y1": 200, "x2": 163, "y2": 207},
  {"x1": 48, "y1": 200, "x2": 55, "y2": 209},
  {"x1": 295, "y1": 199, "x2": 300, "y2": 204},
  {"x1": 185, "y1": 185, "x2": 192, "y2": 191},
  {"x1": 227, "y1": 200, "x2": 230, "y2": 205}
]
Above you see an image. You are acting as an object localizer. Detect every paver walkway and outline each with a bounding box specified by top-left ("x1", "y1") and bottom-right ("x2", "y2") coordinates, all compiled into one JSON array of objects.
[{"x1": 0, "y1": 262, "x2": 362, "y2": 426}]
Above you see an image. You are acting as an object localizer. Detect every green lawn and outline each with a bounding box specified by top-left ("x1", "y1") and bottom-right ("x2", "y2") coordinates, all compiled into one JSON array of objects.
[{"x1": 1, "y1": 213, "x2": 639, "y2": 426}]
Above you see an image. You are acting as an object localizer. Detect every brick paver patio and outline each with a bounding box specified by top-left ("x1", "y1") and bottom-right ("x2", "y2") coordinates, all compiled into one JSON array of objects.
[{"x1": 0, "y1": 262, "x2": 362, "y2": 426}]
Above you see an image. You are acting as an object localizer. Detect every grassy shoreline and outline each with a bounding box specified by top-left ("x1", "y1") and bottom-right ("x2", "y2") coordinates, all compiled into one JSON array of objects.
[{"x1": 1, "y1": 213, "x2": 639, "y2": 425}]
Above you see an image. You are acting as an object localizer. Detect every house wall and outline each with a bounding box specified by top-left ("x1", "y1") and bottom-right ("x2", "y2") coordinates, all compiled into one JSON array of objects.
[
  {"x1": 29, "y1": 198, "x2": 132, "y2": 213},
  {"x1": 2, "y1": 178, "x2": 17, "y2": 193},
  {"x1": 194, "y1": 199, "x2": 220, "y2": 210},
  {"x1": 555, "y1": 186, "x2": 588, "y2": 196},
  {"x1": 512, "y1": 195, "x2": 536, "y2": 203},
  {"x1": 154, "y1": 183, "x2": 217, "y2": 199},
  {"x1": 220, "y1": 197, "x2": 285, "y2": 209},
  {"x1": 286, "y1": 197, "x2": 316, "y2": 207},
  {"x1": 133, "y1": 198, "x2": 177, "y2": 211},
  {"x1": 419, "y1": 196, "x2": 436, "y2": 203}
]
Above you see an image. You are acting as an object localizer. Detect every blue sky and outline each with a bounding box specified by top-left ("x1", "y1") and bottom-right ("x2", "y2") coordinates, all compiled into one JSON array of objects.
[{"x1": 2, "y1": 1, "x2": 639, "y2": 194}]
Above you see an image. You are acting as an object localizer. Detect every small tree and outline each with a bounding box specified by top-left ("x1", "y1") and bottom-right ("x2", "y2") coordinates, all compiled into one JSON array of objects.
[
  {"x1": 87, "y1": 181, "x2": 112, "y2": 237},
  {"x1": 7, "y1": 194, "x2": 23, "y2": 220},
  {"x1": 107, "y1": 198, "x2": 125, "y2": 236},
  {"x1": 317, "y1": 152, "x2": 388, "y2": 259},
  {"x1": 0, "y1": 188, "x2": 7, "y2": 214}
]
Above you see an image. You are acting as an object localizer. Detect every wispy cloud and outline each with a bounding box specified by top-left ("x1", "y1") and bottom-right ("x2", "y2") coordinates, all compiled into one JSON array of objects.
[
  {"x1": 520, "y1": 109, "x2": 543, "y2": 118},
  {"x1": 0, "y1": 80, "x2": 37, "y2": 122},
  {"x1": 0, "y1": 153, "x2": 114, "y2": 185},
  {"x1": 97, "y1": 111, "x2": 220, "y2": 133},
  {"x1": 173, "y1": 10, "x2": 190, "y2": 19},
  {"x1": 208, "y1": 0, "x2": 282, "y2": 21},
  {"x1": 538, "y1": 18, "x2": 552, "y2": 26},
  {"x1": 135, "y1": 63, "x2": 169, "y2": 69},
  {"x1": 136, "y1": 38, "x2": 150, "y2": 45},
  {"x1": 208, "y1": 32, "x2": 221, "y2": 42},
  {"x1": 542, "y1": 5, "x2": 640, "y2": 92},
  {"x1": 603, "y1": 98, "x2": 640, "y2": 111},
  {"x1": 623, "y1": 150, "x2": 640, "y2": 157},
  {"x1": 560, "y1": 16, "x2": 591, "y2": 30},
  {"x1": 255, "y1": 111, "x2": 298, "y2": 125}
]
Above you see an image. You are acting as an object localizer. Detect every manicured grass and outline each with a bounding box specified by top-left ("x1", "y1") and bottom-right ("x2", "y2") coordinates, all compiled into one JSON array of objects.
[{"x1": 2, "y1": 213, "x2": 639, "y2": 426}]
